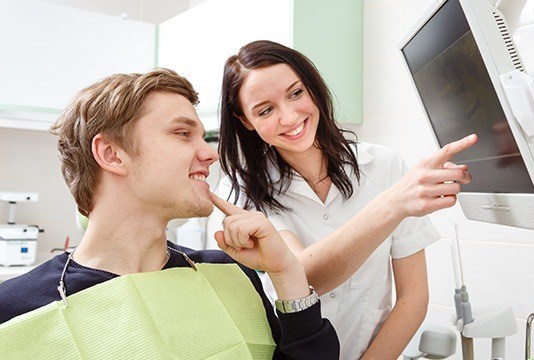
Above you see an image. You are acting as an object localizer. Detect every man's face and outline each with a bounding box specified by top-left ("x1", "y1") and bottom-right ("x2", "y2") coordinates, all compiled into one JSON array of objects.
[{"x1": 126, "y1": 91, "x2": 218, "y2": 219}]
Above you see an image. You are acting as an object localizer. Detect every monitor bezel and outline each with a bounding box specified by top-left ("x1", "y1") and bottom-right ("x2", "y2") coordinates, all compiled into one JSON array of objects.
[{"x1": 398, "y1": 0, "x2": 534, "y2": 229}]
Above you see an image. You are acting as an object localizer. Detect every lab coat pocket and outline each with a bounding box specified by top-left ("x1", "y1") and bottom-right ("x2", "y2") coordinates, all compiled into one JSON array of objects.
[
  {"x1": 362, "y1": 306, "x2": 390, "y2": 325},
  {"x1": 357, "y1": 307, "x2": 391, "y2": 356}
]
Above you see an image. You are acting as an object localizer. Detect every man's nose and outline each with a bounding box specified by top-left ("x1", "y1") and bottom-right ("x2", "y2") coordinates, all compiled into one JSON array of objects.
[{"x1": 198, "y1": 142, "x2": 219, "y2": 165}]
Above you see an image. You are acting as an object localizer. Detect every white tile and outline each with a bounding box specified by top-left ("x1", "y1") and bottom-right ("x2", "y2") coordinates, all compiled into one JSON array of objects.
[
  {"x1": 346, "y1": 112, "x2": 439, "y2": 166},
  {"x1": 363, "y1": 55, "x2": 421, "y2": 119},
  {"x1": 425, "y1": 240, "x2": 456, "y2": 307},
  {"x1": 400, "y1": 0, "x2": 436, "y2": 36},
  {"x1": 426, "y1": 239, "x2": 534, "y2": 319},
  {"x1": 429, "y1": 206, "x2": 534, "y2": 244},
  {"x1": 364, "y1": 0, "x2": 401, "y2": 63}
]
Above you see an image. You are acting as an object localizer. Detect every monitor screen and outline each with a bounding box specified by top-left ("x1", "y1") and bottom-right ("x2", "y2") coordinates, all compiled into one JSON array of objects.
[{"x1": 402, "y1": 0, "x2": 534, "y2": 194}]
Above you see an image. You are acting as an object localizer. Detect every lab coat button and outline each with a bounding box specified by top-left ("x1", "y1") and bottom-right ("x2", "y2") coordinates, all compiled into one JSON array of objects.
[
  {"x1": 323, "y1": 214, "x2": 328, "y2": 220},
  {"x1": 330, "y1": 292, "x2": 335, "y2": 298}
]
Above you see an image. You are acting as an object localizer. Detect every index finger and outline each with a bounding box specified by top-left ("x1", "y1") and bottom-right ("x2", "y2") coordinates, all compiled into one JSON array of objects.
[
  {"x1": 210, "y1": 192, "x2": 248, "y2": 216},
  {"x1": 429, "y1": 134, "x2": 478, "y2": 167}
]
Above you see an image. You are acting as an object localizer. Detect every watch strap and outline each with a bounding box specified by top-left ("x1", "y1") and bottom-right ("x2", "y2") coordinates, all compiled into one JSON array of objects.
[{"x1": 275, "y1": 286, "x2": 319, "y2": 314}]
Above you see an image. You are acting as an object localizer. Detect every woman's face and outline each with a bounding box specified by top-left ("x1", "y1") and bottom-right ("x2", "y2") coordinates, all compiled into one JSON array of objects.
[{"x1": 237, "y1": 63, "x2": 320, "y2": 159}]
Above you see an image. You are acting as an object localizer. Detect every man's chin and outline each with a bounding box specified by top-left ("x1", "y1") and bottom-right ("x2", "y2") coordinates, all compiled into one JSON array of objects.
[
  {"x1": 193, "y1": 201, "x2": 214, "y2": 218},
  {"x1": 198, "y1": 203, "x2": 214, "y2": 217},
  {"x1": 170, "y1": 197, "x2": 213, "y2": 219}
]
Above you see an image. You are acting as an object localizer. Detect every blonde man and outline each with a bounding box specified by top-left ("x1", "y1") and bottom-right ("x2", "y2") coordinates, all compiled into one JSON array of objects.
[{"x1": 0, "y1": 68, "x2": 339, "y2": 359}]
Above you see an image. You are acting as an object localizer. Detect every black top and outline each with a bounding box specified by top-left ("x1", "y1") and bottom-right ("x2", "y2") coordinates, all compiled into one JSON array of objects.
[{"x1": 0, "y1": 241, "x2": 339, "y2": 359}]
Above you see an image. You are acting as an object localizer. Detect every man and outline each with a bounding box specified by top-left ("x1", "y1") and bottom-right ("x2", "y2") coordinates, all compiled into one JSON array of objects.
[{"x1": 0, "y1": 68, "x2": 339, "y2": 359}]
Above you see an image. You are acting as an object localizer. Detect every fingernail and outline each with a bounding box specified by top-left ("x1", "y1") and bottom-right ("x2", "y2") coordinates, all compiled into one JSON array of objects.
[{"x1": 467, "y1": 134, "x2": 476, "y2": 141}]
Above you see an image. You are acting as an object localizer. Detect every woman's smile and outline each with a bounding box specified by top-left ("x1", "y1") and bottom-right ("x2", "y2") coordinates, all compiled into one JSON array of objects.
[{"x1": 280, "y1": 118, "x2": 308, "y2": 140}]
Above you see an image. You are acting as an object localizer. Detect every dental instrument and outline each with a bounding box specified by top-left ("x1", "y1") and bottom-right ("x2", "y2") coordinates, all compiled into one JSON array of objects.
[
  {"x1": 526, "y1": 313, "x2": 534, "y2": 360},
  {"x1": 451, "y1": 223, "x2": 474, "y2": 359},
  {"x1": 450, "y1": 224, "x2": 517, "y2": 359}
]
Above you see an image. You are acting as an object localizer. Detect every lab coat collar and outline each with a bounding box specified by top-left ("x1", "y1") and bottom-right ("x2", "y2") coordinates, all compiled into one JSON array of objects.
[
  {"x1": 266, "y1": 143, "x2": 374, "y2": 204},
  {"x1": 355, "y1": 142, "x2": 374, "y2": 165},
  {"x1": 267, "y1": 142, "x2": 374, "y2": 184}
]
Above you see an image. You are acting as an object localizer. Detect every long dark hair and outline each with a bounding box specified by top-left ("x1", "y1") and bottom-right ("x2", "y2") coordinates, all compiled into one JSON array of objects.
[{"x1": 219, "y1": 40, "x2": 359, "y2": 213}]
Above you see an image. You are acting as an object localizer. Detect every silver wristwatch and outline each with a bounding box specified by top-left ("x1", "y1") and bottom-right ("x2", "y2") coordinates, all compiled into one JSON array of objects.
[{"x1": 275, "y1": 286, "x2": 319, "y2": 314}]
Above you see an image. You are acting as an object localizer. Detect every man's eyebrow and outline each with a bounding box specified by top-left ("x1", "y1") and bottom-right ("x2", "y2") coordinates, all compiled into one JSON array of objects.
[
  {"x1": 170, "y1": 116, "x2": 197, "y2": 127},
  {"x1": 170, "y1": 116, "x2": 206, "y2": 137},
  {"x1": 250, "y1": 80, "x2": 301, "y2": 112}
]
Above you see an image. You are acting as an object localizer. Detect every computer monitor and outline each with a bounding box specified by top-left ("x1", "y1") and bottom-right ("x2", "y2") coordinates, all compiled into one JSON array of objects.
[{"x1": 399, "y1": 0, "x2": 534, "y2": 229}]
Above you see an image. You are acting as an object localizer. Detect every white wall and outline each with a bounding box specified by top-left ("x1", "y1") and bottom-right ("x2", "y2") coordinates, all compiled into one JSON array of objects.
[
  {"x1": 0, "y1": 129, "x2": 82, "y2": 263},
  {"x1": 346, "y1": 0, "x2": 534, "y2": 358}
]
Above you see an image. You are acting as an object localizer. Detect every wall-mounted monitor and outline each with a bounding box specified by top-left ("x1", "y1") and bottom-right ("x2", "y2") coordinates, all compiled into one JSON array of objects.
[{"x1": 399, "y1": 0, "x2": 534, "y2": 229}]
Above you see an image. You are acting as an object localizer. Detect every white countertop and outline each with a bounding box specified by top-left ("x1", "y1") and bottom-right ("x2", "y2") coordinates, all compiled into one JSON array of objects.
[{"x1": 0, "y1": 265, "x2": 36, "y2": 282}]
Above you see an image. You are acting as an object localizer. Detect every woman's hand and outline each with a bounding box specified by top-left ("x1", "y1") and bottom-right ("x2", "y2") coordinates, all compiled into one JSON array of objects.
[{"x1": 387, "y1": 134, "x2": 478, "y2": 218}]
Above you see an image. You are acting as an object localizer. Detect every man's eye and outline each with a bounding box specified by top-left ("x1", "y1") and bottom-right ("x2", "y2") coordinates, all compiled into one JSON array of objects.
[
  {"x1": 175, "y1": 131, "x2": 190, "y2": 138},
  {"x1": 259, "y1": 107, "x2": 273, "y2": 117},
  {"x1": 290, "y1": 89, "x2": 303, "y2": 98}
]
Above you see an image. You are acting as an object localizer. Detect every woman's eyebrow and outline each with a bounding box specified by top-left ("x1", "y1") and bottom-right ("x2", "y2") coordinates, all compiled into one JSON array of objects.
[
  {"x1": 251, "y1": 100, "x2": 269, "y2": 112},
  {"x1": 285, "y1": 80, "x2": 300, "y2": 92},
  {"x1": 250, "y1": 80, "x2": 302, "y2": 112}
]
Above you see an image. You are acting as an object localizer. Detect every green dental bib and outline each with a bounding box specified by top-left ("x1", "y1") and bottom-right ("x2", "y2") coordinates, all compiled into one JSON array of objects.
[{"x1": 0, "y1": 263, "x2": 276, "y2": 359}]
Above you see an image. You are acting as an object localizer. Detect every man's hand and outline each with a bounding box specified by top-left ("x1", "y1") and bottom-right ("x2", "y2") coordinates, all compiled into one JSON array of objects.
[
  {"x1": 211, "y1": 193, "x2": 310, "y2": 300},
  {"x1": 210, "y1": 193, "x2": 297, "y2": 275},
  {"x1": 388, "y1": 134, "x2": 478, "y2": 218}
]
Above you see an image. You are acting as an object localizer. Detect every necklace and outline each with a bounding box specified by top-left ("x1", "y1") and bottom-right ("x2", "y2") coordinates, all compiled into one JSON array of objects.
[
  {"x1": 291, "y1": 155, "x2": 329, "y2": 194},
  {"x1": 304, "y1": 174, "x2": 331, "y2": 194},
  {"x1": 57, "y1": 244, "x2": 196, "y2": 308}
]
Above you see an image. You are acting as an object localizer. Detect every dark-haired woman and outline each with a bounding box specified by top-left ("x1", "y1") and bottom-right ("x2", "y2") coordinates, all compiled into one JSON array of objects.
[{"x1": 216, "y1": 40, "x2": 476, "y2": 359}]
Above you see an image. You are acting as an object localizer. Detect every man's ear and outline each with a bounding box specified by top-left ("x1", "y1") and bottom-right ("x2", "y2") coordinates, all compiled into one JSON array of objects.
[
  {"x1": 235, "y1": 113, "x2": 255, "y2": 131},
  {"x1": 91, "y1": 134, "x2": 128, "y2": 176}
]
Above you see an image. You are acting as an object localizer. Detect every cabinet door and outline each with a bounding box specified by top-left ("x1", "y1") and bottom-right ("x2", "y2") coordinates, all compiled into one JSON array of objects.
[
  {"x1": 0, "y1": 0, "x2": 155, "y2": 129},
  {"x1": 293, "y1": 0, "x2": 364, "y2": 124}
]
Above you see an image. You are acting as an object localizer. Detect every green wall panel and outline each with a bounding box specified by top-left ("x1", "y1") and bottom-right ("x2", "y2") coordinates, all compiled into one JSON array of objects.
[{"x1": 293, "y1": 0, "x2": 363, "y2": 124}]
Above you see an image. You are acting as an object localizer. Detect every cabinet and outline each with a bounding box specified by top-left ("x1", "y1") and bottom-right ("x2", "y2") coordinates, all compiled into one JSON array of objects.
[
  {"x1": 0, "y1": 0, "x2": 155, "y2": 130},
  {"x1": 293, "y1": 0, "x2": 363, "y2": 124},
  {"x1": 0, "y1": 0, "x2": 362, "y2": 131}
]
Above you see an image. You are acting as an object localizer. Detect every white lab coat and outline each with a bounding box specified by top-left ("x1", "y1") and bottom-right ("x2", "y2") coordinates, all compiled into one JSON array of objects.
[{"x1": 217, "y1": 142, "x2": 440, "y2": 359}]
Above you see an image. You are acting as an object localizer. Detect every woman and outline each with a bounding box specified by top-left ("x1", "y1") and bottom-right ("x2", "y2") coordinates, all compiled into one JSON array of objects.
[{"x1": 216, "y1": 40, "x2": 475, "y2": 359}]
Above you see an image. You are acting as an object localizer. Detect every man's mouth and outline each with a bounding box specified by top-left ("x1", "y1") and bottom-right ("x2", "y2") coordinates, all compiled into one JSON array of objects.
[{"x1": 189, "y1": 172, "x2": 208, "y2": 182}]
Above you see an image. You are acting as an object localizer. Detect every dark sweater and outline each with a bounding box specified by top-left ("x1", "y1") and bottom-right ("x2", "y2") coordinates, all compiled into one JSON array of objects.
[{"x1": 0, "y1": 241, "x2": 339, "y2": 359}]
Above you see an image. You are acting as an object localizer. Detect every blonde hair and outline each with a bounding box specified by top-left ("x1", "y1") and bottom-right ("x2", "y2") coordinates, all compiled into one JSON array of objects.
[{"x1": 50, "y1": 68, "x2": 198, "y2": 216}]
